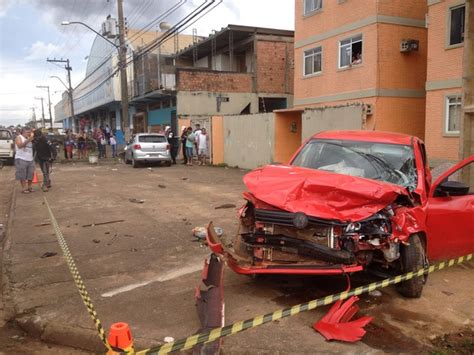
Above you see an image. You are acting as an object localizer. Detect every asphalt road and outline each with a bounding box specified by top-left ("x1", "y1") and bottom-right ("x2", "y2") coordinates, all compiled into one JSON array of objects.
[{"x1": 1, "y1": 160, "x2": 473, "y2": 354}]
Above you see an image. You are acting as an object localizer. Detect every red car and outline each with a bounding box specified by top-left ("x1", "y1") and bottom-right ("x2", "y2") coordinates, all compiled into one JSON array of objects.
[{"x1": 207, "y1": 130, "x2": 474, "y2": 298}]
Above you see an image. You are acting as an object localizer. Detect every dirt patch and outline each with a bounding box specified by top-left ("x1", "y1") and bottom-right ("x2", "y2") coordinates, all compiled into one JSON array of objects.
[{"x1": 431, "y1": 329, "x2": 474, "y2": 354}]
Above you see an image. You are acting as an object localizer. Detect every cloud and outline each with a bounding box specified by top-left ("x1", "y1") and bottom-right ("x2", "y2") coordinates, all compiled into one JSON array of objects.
[
  {"x1": 24, "y1": 41, "x2": 62, "y2": 60},
  {"x1": 0, "y1": 0, "x2": 15, "y2": 17}
]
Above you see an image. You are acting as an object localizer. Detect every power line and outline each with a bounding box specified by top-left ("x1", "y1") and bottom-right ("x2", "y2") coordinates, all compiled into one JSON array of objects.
[{"x1": 71, "y1": 1, "x2": 219, "y2": 103}]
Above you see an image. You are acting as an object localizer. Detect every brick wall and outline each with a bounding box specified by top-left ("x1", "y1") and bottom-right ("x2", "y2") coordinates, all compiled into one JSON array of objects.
[
  {"x1": 177, "y1": 69, "x2": 253, "y2": 92},
  {"x1": 424, "y1": 0, "x2": 464, "y2": 161},
  {"x1": 256, "y1": 40, "x2": 294, "y2": 94},
  {"x1": 426, "y1": 0, "x2": 464, "y2": 82},
  {"x1": 425, "y1": 89, "x2": 461, "y2": 161}
]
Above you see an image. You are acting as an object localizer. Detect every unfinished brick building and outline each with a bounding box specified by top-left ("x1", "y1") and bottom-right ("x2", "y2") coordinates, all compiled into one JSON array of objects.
[{"x1": 175, "y1": 25, "x2": 294, "y2": 119}]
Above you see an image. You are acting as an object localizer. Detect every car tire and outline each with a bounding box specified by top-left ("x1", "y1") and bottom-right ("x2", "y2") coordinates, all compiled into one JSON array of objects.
[
  {"x1": 165, "y1": 160, "x2": 172, "y2": 167},
  {"x1": 396, "y1": 234, "x2": 426, "y2": 298},
  {"x1": 132, "y1": 156, "x2": 139, "y2": 168}
]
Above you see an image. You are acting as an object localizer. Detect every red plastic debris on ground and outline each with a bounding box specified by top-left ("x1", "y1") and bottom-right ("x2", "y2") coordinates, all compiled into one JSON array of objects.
[{"x1": 313, "y1": 296, "x2": 373, "y2": 342}]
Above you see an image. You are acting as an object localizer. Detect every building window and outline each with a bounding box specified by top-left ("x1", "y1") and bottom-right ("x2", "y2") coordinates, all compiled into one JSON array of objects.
[
  {"x1": 339, "y1": 34, "x2": 363, "y2": 68},
  {"x1": 304, "y1": 0, "x2": 322, "y2": 15},
  {"x1": 449, "y1": 5, "x2": 465, "y2": 46},
  {"x1": 304, "y1": 46, "x2": 322, "y2": 76},
  {"x1": 446, "y1": 96, "x2": 462, "y2": 134}
]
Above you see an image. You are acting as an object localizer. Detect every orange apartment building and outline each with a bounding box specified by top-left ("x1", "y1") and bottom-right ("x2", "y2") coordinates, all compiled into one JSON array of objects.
[
  {"x1": 294, "y1": 0, "x2": 428, "y2": 139},
  {"x1": 425, "y1": 0, "x2": 467, "y2": 163}
]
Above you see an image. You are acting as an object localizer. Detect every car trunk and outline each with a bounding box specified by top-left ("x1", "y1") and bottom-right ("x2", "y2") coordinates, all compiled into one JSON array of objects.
[{"x1": 138, "y1": 135, "x2": 168, "y2": 153}]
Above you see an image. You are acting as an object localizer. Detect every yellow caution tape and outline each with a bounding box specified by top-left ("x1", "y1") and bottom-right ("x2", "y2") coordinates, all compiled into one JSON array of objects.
[
  {"x1": 43, "y1": 196, "x2": 112, "y2": 352},
  {"x1": 135, "y1": 253, "x2": 472, "y2": 355}
]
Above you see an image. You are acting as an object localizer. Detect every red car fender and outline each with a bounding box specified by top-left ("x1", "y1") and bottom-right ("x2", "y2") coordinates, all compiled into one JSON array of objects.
[{"x1": 391, "y1": 205, "x2": 427, "y2": 243}]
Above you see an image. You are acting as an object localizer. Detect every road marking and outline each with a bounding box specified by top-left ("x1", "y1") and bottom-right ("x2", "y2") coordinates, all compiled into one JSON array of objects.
[{"x1": 101, "y1": 262, "x2": 204, "y2": 298}]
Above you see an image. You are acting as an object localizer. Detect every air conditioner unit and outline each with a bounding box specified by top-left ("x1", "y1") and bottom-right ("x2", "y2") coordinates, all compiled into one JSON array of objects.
[
  {"x1": 400, "y1": 39, "x2": 419, "y2": 53},
  {"x1": 365, "y1": 104, "x2": 374, "y2": 115}
]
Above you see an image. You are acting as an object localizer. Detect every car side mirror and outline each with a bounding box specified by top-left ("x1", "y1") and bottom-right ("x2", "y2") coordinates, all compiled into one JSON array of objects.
[{"x1": 434, "y1": 180, "x2": 470, "y2": 197}]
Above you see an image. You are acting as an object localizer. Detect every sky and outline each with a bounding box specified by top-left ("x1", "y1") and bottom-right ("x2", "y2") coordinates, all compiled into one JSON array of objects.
[{"x1": 0, "y1": 0, "x2": 294, "y2": 127}]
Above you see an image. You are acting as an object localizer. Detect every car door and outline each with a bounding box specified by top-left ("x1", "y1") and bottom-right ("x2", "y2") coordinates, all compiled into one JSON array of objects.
[{"x1": 426, "y1": 156, "x2": 474, "y2": 260}]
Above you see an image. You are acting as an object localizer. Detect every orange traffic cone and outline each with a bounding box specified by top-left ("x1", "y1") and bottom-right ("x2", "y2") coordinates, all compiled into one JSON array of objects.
[
  {"x1": 107, "y1": 322, "x2": 134, "y2": 354},
  {"x1": 32, "y1": 171, "x2": 40, "y2": 184}
]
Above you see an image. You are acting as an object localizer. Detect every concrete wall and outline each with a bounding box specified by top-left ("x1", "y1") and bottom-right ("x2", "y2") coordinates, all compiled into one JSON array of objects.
[
  {"x1": 177, "y1": 91, "x2": 258, "y2": 116},
  {"x1": 302, "y1": 105, "x2": 364, "y2": 140},
  {"x1": 223, "y1": 113, "x2": 275, "y2": 169}
]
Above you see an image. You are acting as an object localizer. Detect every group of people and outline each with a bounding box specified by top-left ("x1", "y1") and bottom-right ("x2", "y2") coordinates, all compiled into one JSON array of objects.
[
  {"x1": 63, "y1": 125, "x2": 117, "y2": 160},
  {"x1": 181, "y1": 124, "x2": 209, "y2": 166},
  {"x1": 14, "y1": 127, "x2": 56, "y2": 193}
]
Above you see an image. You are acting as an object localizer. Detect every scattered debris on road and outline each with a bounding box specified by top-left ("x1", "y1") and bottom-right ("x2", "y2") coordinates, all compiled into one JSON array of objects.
[
  {"x1": 34, "y1": 222, "x2": 51, "y2": 227},
  {"x1": 129, "y1": 198, "x2": 145, "y2": 204},
  {"x1": 40, "y1": 252, "x2": 57, "y2": 258},
  {"x1": 158, "y1": 184, "x2": 166, "y2": 188},
  {"x1": 313, "y1": 296, "x2": 373, "y2": 342},
  {"x1": 215, "y1": 203, "x2": 236, "y2": 209},
  {"x1": 82, "y1": 219, "x2": 125, "y2": 227},
  {"x1": 92, "y1": 239, "x2": 101, "y2": 244},
  {"x1": 369, "y1": 290, "x2": 383, "y2": 297}
]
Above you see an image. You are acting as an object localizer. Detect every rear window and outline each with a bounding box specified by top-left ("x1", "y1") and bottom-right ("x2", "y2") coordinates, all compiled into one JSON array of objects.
[
  {"x1": 0, "y1": 130, "x2": 12, "y2": 139},
  {"x1": 138, "y1": 135, "x2": 167, "y2": 143}
]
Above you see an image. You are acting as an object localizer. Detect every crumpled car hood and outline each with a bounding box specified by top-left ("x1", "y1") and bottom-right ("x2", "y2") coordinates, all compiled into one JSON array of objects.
[{"x1": 243, "y1": 165, "x2": 409, "y2": 222}]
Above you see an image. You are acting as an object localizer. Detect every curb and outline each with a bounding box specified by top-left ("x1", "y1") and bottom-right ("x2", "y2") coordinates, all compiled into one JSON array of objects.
[{"x1": 1, "y1": 185, "x2": 17, "y2": 324}]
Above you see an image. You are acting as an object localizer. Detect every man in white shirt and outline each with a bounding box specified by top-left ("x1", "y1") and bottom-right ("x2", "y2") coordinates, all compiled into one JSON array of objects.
[
  {"x1": 196, "y1": 127, "x2": 209, "y2": 166},
  {"x1": 14, "y1": 127, "x2": 35, "y2": 193}
]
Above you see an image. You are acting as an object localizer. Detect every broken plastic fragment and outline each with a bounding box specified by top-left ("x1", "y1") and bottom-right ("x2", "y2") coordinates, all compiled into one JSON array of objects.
[{"x1": 313, "y1": 296, "x2": 373, "y2": 342}]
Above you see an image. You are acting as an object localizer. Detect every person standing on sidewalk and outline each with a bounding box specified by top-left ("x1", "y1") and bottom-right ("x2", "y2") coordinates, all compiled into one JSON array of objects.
[
  {"x1": 185, "y1": 127, "x2": 195, "y2": 166},
  {"x1": 14, "y1": 127, "x2": 35, "y2": 194},
  {"x1": 196, "y1": 127, "x2": 209, "y2": 165},
  {"x1": 33, "y1": 130, "x2": 55, "y2": 191},
  {"x1": 110, "y1": 134, "x2": 117, "y2": 158},
  {"x1": 180, "y1": 126, "x2": 188, "y2": 165}
]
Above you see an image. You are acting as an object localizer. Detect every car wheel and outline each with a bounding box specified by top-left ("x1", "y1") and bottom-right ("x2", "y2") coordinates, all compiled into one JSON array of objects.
[
  {"x1": 396, "y1": 234, "x2": 426, "y2": 298},
  {"x1": 132, "y1": 156, "x2": 139, "y2": 168},
  {"x1": 165, "y1": 160, "x2": 172, "y2": 167}
]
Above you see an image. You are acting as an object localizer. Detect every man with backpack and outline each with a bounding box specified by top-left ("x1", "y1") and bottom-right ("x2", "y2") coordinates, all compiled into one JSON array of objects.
[{"x1": 33, "y1": 130, "x2": 57, "y2": 192}]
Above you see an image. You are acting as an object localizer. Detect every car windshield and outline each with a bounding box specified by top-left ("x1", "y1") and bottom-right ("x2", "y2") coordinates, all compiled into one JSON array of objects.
[
  {"x1": 0, "y1": 130, "x2": 12, "y2": 139},
  {"x1": 291, "y1": 139, "x2": 418, "y2": 191},
  {"x1": 138, "y1": 135, "x2": 166, "y2": 143}
]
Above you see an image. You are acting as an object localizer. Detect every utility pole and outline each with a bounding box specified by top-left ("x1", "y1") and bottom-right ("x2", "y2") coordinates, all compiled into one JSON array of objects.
[
  {"x1": 34, "y1": 97, "x2": 45, "y2": 128},
  {"x1": 36, "y1": 85, "x2": 53, "y2": 129},
  {"x1": 30, "y1": 107, "x2": 37, "y2": 128},
  {"x1": 47, "y1": 58, "x2": 75, "y2": 132},
  {"x1": 117, "y1": 0, "x2": 130, "y2": 139}
]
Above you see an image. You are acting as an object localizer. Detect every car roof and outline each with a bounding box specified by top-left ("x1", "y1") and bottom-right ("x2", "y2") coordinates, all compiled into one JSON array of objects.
[
  {"x1": 313, "y1": 130, "x2": 414, "y2": 145},
  {"x1": 136, "y1": 133, "x2": 165, "y2": 136}
]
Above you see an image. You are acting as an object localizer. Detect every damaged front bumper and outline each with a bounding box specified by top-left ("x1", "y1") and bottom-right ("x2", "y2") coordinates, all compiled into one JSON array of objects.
[{"x1": 206, "y1": 223, "x2": 363, "y2": 275}]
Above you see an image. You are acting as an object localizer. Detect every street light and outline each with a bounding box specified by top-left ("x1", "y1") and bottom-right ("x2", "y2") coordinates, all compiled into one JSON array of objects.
[
  {"x1": 61, "y1": 21, "x2": 120, "y2": 51},
  {"x1": 61, "y1": 17, "x2": 130, "y2": 140},
  {"x1": 36, "y1": 85, "x2": 53, "y2": 129},
  {"x1": 50, "y1": 75, "x2": 68, "y2": 90}
]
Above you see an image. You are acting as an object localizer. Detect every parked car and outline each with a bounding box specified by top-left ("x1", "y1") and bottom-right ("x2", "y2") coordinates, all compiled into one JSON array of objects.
[
  {"x1": 0, "y1": 128, "x2": 15, "y2": 165},
  {"x1": 207, "y1": 130, "x2": 474, "y2": 298},
  {"x1": 124, "y1": 133, "x2": 172, "y2": 168}
]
